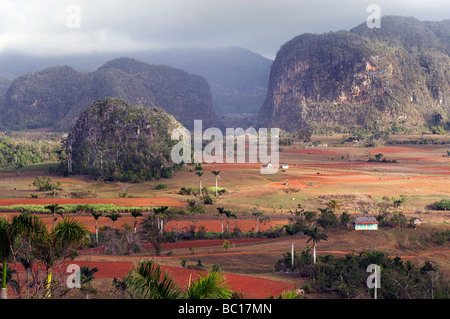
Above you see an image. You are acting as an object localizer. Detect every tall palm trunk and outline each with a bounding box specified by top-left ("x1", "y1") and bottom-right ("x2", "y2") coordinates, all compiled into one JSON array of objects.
[
  {"x1": 291, "y1": 236, "x2": 294, "y2": 269},
  {"x1": 313, "y1": 242, "x2": 317, "y2": 264},
  {"x1": 1, "y1": 260, "x2": 7, "y2": 299},
  {"x1": 45, "y1": 270, "x2": 52, "y2": 298},
  {"x1": 215, "y1": 176, "x2": 218, "y2": 197}
]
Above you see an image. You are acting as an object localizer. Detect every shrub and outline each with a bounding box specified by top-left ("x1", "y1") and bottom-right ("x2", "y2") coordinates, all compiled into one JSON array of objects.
[
  {"x1": 33, "y1": 176, "x2": 62, "y2": 191},
  {"x1": 432, "y1": 199, "x2": 450, "y2": 211},
  {"x1": 317, "y1": 208, "x2": 339, "y2": 229},
  {"x1": 203, "y1": 194, "x2": 214, "y2": 205},
  {"x1": 156, "y1": 183, "x2": 167, "y2": 190}
]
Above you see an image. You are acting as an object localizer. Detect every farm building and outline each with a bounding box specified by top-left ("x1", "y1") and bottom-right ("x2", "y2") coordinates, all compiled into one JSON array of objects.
[
  {"x1": 350, "y1": 217, "x2": 379, "y2": 231},
  {"x1": 412, "y1": 218, "x2": 421, "y2": 227}
]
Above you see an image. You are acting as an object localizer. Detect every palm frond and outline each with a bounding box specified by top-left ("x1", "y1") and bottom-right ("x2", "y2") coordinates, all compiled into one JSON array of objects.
[
  {"x1": 184, "y1": 271, "x2": 232, "y2": 299},
  {"x1": 124, "y1": 259, "x2": 181, "y2": 299}
]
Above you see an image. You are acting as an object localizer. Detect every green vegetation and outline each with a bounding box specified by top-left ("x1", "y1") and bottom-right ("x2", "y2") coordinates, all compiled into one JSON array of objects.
[
  {"x1": 0, "y1": 212, "x2": 88, "y2": 299},
  {"x1": 0, "y1": 58, "x2": 220, "y2": 131},
  {"x1": 431, "y1": 199, "x2": 450, "y2": 211},
  {"x1": 275, "y1": 249, "x2": 449, "y2": 299},
  {"x1": 32, "y1": 176, "x2": 62, "y2": 191},
  {"x1": 256, "y1": 16, "x2": 450, "y2": 134},
  {"x1": 0, "y1": 136, "x2": 63, "y2": 168},
  {"x1": 0, "y1": 203, "x2": 154, "y2": 215},
  {"x1": 64, "y1": 98, "x2": 184, "y2": 182}
]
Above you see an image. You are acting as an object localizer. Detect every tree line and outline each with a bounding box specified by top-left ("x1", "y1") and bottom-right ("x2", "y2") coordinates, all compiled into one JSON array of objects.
[{"x1": 0, "y1": 136, "x2": 64, "y2": 168}]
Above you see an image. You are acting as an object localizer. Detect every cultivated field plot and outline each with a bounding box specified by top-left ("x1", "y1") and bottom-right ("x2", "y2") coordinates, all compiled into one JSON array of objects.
[{"x1": 1, "y1": 141, "x2": 449, "y2": 298}]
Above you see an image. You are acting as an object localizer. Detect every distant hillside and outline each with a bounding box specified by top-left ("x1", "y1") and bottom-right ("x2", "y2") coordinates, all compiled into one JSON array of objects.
[
  {"x1": 255, "y1": 16, "x2": 450, "y2": 134},
  {"x1": 65, "y1": 97, "x2": 182, "y2": 182},
  {"x1": 137, "y1": 47, "x2": 273, "y2": 114},
  {"x1": 0, "y1": 47, "x2": 273, "y2": 115},
  {"x1": 0, "y1": 76, "x2": 11, "y2": 113},
  {"x1": 0, "y1": 57, "x2": 220, "y2": 131}
]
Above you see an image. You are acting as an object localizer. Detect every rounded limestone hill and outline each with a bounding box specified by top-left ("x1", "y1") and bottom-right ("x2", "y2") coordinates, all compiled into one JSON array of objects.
[{"x1": 65, "y1": 97, "x2": 184, "y2": 182}]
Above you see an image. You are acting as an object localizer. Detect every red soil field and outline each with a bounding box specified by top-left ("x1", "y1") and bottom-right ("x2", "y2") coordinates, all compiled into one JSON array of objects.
[
  {"x1": 10, "y1": 259, "x2": 296, "y2": 299},
  {"x1": 0, "y1": 197, "x2": 185, "y2": 207},
  {"x1": 369, "y1": 146, "x2": 442, "y2": 154},
  {"x1": 284, "y1": 148, "x2": 340, "y2": 155},
  {"x1": 0, "y1": 212, "x2": 288, "y2": 235},
  {"x1": 165, "y1": 219, "x2": 288, "y2": 233},
  {"x1": 74, "y1": 261, "x2": 296, "y2": 298},
  {"x1": 202, "y1": 163, "x2": 263, "y2": 171}
]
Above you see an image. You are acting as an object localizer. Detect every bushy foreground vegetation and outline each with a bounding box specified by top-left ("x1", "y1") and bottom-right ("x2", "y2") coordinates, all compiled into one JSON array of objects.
[{"x1": 275, "y1": 248, "x2": 449, "y2": 299}]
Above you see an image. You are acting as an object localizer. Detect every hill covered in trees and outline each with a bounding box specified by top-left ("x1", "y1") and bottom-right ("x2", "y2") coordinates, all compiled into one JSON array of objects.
[
  {"x1": 255, "y1": 16, "x2": 450, "y2": 134},
  {"x1": 65, "y1": 97, "x2": 183, "y2": 182},
  {"x1": 0, "y1": 58, "x2": 220, "y2": 131},
  {"x1": 0, "y1": 47, "x2": 272, "y2": 116}
]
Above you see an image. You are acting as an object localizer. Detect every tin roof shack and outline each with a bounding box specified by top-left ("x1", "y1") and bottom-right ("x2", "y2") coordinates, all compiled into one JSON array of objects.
[{"x1": 351, "y1": 217, "x2": 379, "y2": 231}]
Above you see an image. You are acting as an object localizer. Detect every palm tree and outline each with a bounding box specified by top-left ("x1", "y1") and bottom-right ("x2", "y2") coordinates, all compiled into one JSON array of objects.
[
  {"x1": 0, "y1": 213, "x2": 45, "y2": 299},
  {"x1": 153, "y1": 206, "x2": 169, "y2": 235},
  {"x1": 131, "y1": 209, "x2": 143, "y2": 233},
  {"x1": 284, "y1": 225, "x2": 298, "y2": 269},
  {"x1": 251, "y1": 210, "x2": 263, "y2": 233},
  {"x1": 123, "y1": 259, "x2": 232, "y2": 299},
  {"x1": 224, "y1": 210, "x2": 237, "y2": 233},
  {"x1": 44, "y1": 204, "x2": 64, "y2": 232},
  {"x1": 106, "y1": 212, "x2": 122, "y2": 231},
  {"x1": 304, "y1": 227, "x2": 328, "y2": 263},
  {"x1": 327, "y1": 199, "x2": 340, "y2": 214},
  {"x1": 80, "y1": 266, "x2": 98, "y2": 299},
  {"x1": 13, "y1": 214, "x2": 88, "y2": 298},
  {"x1": 42, "y1": 217, "x2": 88, "y2": 297},
  {"x1": 124, "y1": 259, "x2": 182, "y2": 299},
  {"x1": 0, "y1": 265, "x2": 18, "y2": 297},
  {"x1": 211, "y1": 170, "x2": 221, "y2": 197},
  {"x1": 216, "y1": 207, "x2": 227, "y2": 233},
  {"x1": 196, "y1": 170, "x2": 204, "y2": 196},
  {"x1": 91, "y1": 211, "x2": 103, "y2": 243},
  {"x1": 185, "y1": 271, "x2": 232, "y2": 299},
  {"x1": 0, "y1": 217, "x2": 10, "y2": 299}
]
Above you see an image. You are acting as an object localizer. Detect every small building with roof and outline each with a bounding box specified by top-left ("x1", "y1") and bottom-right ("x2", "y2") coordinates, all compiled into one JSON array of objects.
[{"x1": 350, "y1": 217, "x2": 379, "y2": 231}]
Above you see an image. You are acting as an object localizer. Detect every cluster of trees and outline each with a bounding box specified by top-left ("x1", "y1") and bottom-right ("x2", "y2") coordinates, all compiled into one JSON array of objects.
[
  {"x1": 368, "y1": 153, "x2": 398, "y2": 163},
  {"x1": 273, "y1": 198, "x2": 449, "y2": 299},
  {"x1": 0, "y1": 212, "x2": 88, "y2": 299},
  {"x1": 32, "y1": 176, "x2": 62, "y2": 192},
  {"x1": 0, "y1": 136, "x2": 63, "y2": 168},
  {"x1": 275, "y1": 248, "x2": 449, "y2": 299}
]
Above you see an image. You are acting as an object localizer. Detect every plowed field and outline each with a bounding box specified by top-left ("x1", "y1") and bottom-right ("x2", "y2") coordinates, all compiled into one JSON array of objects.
[{"x1": 0, "y1": 197, "x2": 185, "y2": 207}]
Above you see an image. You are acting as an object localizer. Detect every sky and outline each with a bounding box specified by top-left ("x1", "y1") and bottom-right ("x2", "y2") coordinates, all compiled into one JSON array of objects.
[{"x1": 0, "y1": 0, "x2": 449, "y2": 59}]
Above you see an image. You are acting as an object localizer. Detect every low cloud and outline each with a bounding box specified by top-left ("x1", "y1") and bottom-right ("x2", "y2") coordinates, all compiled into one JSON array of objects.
[{"x1": 0, "y1": 0, "x2": 448, "y2": 59}]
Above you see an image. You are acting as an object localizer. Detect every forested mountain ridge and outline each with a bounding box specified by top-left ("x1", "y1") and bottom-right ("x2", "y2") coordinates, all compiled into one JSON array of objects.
[
  {"x1": 0, "y1": 47, "x2": 272, "y2": 116},
  {"x1": 0, "y1": 57, "x2": 221, "y2": 131},
  {"x1": 255, "y1": 16, "x2": 450, "y2": 134}
]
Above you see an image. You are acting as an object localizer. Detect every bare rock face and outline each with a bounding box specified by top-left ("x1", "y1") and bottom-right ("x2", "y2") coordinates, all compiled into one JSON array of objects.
[{"x1": 256, "y1": 16, "x2": 450, "y2": 133}]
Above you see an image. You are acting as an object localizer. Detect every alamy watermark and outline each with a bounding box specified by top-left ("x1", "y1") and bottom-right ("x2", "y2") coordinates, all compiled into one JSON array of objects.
[
  {"x1": 66, "y1": 264, "x2": 81, "y2": 289},
  {"x1": 171, "y1": 120, "x2": 280, "y2": 174},
  {"x1": 366, "y1": 4, "x2": 381, "y2": 29},
  {"x1": 66, "y1": 4, "x2": 81, "y2": 29}
]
